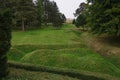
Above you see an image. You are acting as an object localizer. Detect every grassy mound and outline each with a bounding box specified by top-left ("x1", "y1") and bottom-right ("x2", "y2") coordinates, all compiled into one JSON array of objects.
[
  {"x1": 8, "y1": 47, "x2": 120, "y2": 78},
  {"x1": 8, "y1": 61, "x2": 120, "y2": 80}
]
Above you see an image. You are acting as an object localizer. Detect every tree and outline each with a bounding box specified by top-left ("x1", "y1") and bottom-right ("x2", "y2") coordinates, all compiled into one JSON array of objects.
[
  {"x1": 52, "y1": 13, "x2": 63, "y2": 28},
  {"x1": 72, "y1": 19, "x2": 76, "y2": 24},
  {"x1": 75, "y1": 14, "x2": 87, "y2": 30},
  {"x1": 42, "y1": 0, "x2": 65, "y2": 28},
  {"x1": 51, "y1": 1, "x2": 63, "y2": 27},
  {"x1": 50, "y1": 1, "x2": 66, "y2": 27},
  {"x1": 42, "y1": 0, "x2": 50, "y2": 26},
  {"x1": 74, "y1": 2, "x2": 88, "y2": 30},
  {"x1": 60, "y1": 13, "x2": 66, "y2": 23},
  {"x1": 15, "y1": 0, "x2": 37, "y2": 31},
  {"x1": 74, "y1": 2, "x2": 89, "y2": 17},
  {"x1": 36, "y1": 0, "x2": 43, "y2": 26},
  {"x1": 0, "y1": 0, "x2": 12, "y2": 78},
  {"x1": 87, "y1": 0, "x2": 120, "y2": 36}
]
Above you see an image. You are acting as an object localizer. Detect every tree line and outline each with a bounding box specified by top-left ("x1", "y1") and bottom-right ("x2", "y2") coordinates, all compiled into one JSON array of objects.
[
  {"x1": 73, "y1": 0, "x2": 120, "y2": 36},
  {"x1": 5, "y1": 0, "x2": 66, "y2": 31}
]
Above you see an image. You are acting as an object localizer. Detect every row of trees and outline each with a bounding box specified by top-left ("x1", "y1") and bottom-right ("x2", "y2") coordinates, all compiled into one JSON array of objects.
[
  {"x1": 73, "y1": 0, "x2": 120, "y2": 36},
  {"x1": 7, "y1": 0, "x2": 66, "y2": 31}
]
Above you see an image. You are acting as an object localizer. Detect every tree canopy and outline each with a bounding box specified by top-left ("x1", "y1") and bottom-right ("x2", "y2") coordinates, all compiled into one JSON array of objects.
[
  {"x1": 74, "y1": 0, "x2": 120, "y2": 36},
  {"x1": 6, "y1": 0, "x2": 66, "y2": 30},
  {"x1": 73, "y1": 2, "x2": 88, "y2": 30},
  {"x1": 88, "y1": 0, "x2": 120, "y2": 36}
]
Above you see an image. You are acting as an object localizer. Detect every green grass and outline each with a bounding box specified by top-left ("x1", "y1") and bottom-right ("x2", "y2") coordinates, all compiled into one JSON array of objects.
[
  {"x1": 12, "y1": 29, "x2": 80, "y2": 45},
  {"x1": 106, "y1": 55, "x2": 120, "y2": 68},
  {"x1": 61, "y1": 23, "x2": 76, "y2": 29},
  {"x1": 3, "y1": 68, "x2": 79, "y2": 80},
  {"x1": 22, "y1": 48, "x2": 120, "y2": 76},
  {"x1": 8, "y1": 47, "x2": 120, "y2": 78},
  {"x1": 8, "y1": 24, "x2": 120, "y2": 79}
]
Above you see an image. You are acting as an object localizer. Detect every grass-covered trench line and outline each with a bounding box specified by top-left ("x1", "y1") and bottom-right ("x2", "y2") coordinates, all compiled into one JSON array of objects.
[
  {"x1": 8, "y1": 24, "x2": 120, "y2": 79},
  {"x1": 5, "y1": 67, "x2": 80, "y2": 80}
]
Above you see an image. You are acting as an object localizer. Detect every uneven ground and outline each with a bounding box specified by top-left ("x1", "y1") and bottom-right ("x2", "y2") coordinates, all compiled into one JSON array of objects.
[{"x1": 6, "y1": 24, "x2": 120, "y2": 80}]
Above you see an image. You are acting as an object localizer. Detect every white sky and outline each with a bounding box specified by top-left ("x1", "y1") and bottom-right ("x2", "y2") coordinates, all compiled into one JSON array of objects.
[
  {"x1": 34, "y1": 0, "x2": 86, "y2": 19},
  {"x1": 50, "y1": 0, "x2": 86, "y2": 19}
]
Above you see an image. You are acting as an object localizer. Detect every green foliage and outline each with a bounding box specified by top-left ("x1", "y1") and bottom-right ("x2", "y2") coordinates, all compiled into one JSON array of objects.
[
  {"x1": 74, "y1": 2, "x2": 88, "y2": 30},
  {"x1": 8, "y1": 0, "x2": 41, "y2": 31},
  {"x1": 36, "y1": 0, "x2": 43, "y2": 26},
  {"x1": 75, "y1": 14, "x2": 87, "y2": 29},
  {"x1": 42, "y1": 0, "x2": 66, "y2": 27},
  {"x1": 5, "y1": 0, "x2": 65, "y2": 30},
  {"x1": 0, "y1": 2, "x2": 12, "y2": 78},
  {"x1": 15, "y1": 0, "x2": 37, "y2": 31},
  {"x1": 72, "y1": 19, "x2": 76, "y2": 24},
  {"x1": 88, "y1": 0, "x2": 120, "y2": 36},
  {"x1": 74, "y1": 2, "x2": 89, "y2": 17}
]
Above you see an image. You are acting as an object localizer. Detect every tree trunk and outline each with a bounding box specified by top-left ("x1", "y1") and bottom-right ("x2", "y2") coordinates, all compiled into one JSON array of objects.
[
  {"x1": 22, "y1": 19, "x2": 25, "y2": 31},
  {"x1": 83, "y1": 26, "x2": 85, "y2": 31}
]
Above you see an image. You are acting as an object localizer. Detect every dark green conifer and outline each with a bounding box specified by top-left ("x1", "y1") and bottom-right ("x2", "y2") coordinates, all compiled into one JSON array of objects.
[{"x1": 0, "y1": 0, "x2": 12, "y2": 78}]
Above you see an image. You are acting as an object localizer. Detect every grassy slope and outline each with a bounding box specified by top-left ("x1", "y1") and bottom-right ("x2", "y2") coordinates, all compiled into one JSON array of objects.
[
  {"x1": 8, "y1": 24, "x2": 120, "y2": 79},
  {"x1": 9, "y1": 48, "x2": 120, "y2": 77}
]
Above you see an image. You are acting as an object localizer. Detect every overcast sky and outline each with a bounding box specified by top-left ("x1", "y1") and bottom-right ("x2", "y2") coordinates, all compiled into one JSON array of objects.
[
  {"x1": 50, "y1": 0, "x2": 86, "y2": 19},
  {"x1": 34, "y1": 0, "x2": 86, "y2": 19}
]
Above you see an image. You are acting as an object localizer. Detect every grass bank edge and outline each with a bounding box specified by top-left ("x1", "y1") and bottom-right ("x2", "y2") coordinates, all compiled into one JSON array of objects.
[{"x1": 8, "y1": 61, "x2": 120, "y2": 80}]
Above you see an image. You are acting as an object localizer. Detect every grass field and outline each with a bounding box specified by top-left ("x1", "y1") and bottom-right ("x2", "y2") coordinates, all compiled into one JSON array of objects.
[
  {"x1": 7, "y1": 24, "x2": 120, "y2": 80},
  {"x1": 11, "y1": 26, "x2": 78, "y2": 45}
]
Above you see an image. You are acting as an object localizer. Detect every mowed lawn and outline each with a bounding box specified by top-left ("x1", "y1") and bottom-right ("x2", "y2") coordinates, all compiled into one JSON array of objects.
[
  {"x1": 8, "y1": 24, "x2": 120, "y2": 79},
  {"x1": 12, "y1": 24, "x2": 78, "y2": 45}
]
